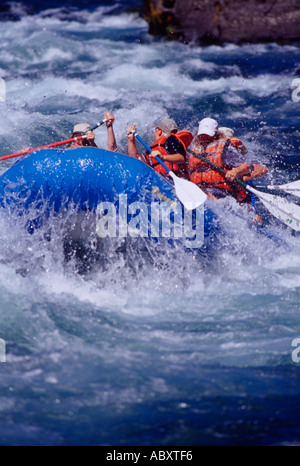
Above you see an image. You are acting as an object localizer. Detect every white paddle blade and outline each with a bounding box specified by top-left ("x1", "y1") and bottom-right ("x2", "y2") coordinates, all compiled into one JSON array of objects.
[
  {"x1": 248, "y1": 186, "x2": 300, "y2": 231},
  {"x1": 268, "y1": 180, "x2": 300, "y2": 198},
  {"x1": 169, "y1": 173, "x2": 207, "y2": 210}
]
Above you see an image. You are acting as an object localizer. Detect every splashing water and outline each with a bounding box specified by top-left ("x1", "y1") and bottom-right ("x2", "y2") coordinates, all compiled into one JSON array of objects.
[{"x1": 0, "y1": 1, "x2": 300, "y2": 446}]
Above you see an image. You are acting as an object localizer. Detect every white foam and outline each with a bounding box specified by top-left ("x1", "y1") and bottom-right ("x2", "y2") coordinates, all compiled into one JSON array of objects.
[{"x1": 0, "y1": 4, "x2": 299, "y2": 300}]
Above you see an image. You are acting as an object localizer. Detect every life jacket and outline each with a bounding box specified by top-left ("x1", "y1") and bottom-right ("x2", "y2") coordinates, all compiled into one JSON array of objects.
[
  {"x1": 229, "y1": 137, "x2": 247, "y2": 154},
  {"x1": 147, "y1": 130, "x2": 193, "y2": 178},
  {"x1": 188, "y1": 138, "x2": 249, "y2": 202}
]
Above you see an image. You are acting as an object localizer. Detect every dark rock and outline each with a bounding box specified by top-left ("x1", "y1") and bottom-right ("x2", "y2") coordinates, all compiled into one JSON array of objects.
[{"x1": 143, "y1": 0, "x2": 300, "y2": 45}]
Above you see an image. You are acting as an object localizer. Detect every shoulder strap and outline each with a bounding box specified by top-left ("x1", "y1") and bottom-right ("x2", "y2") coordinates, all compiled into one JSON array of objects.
[
  {"x1": 151, "y1": 134, "x2": 167, "y2": 150},
  {"x1": 175, "y1": 130, "x2": 193, "y2": 150}
]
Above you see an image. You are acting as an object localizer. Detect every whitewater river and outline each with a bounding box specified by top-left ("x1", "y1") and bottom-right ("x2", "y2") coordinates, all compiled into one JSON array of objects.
[{"x1": 0, "y1": 0, "x2": 300, "y2": 446}]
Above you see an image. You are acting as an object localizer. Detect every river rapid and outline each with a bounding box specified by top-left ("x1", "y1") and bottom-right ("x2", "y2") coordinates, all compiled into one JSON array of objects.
[{"x1": 0, "y1": 0, "x2": 300, "y2": 446}]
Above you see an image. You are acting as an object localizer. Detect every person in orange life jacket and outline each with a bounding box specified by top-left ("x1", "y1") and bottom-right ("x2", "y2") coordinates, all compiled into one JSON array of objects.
[
  {"x1": 126, "y1": 118, "x2": 191, "y2": 178},
  {"x1": 188, "y1": 118, "x2": 254, "y2": 202},
  {"x1": 69, "y1": 112, "x2": 117, "y2": 152},
  {"x1": 217, "y1": 126, "x2": 268, "y2": 182}
]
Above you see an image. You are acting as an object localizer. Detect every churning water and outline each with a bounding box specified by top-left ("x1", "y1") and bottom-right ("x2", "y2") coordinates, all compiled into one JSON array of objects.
[{"x1": 0, "y1": 0, "x2": 300, "y2": 446}]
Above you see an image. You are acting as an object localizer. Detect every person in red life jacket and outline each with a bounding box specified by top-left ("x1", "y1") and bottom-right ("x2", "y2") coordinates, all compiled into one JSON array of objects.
[
  {"x1": 126, "y1": 118, "x2": 193, "y2": 178},
  {"x1": 69, "y1": 112, "x2": 117, "y2": 152},
  {"x1": 188, "y1": 118, "x2": 256, "y2": 203},
  {"x1": 217, "y1": 126, "x2": 268, "y2": 182}
]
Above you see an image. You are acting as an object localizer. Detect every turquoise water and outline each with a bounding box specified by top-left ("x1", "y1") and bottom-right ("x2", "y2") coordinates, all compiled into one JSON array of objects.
[{"x1": 0, "y1": 1, "x2": 300, "y2": 446}]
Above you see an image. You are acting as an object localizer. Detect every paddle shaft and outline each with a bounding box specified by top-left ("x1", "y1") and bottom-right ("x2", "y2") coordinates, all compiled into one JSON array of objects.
[
  {"x1": 187, "y1": 147, "x2": 282, "y2": 200},
  {"x1": 265, "y1": 181, "x2": 300, "y2": 198},
  {"x1": 89, "y1": 119, "x2": 107, "y2": 132},
  {"x1": 0, "y1": 135, "x2": 88, "y2": 162},
  {"x1": 186, "y1": 147, "x2": 251, "y2": 190},
  {"x1": 0, "y1": 118, "x2": 107, "y2": 162},
  {"x1": 187, "y1": 148, "x2": 300, "y2": 200},
  {"x1": 132, "y1": 131, "x2": 171, "y2": 174}
]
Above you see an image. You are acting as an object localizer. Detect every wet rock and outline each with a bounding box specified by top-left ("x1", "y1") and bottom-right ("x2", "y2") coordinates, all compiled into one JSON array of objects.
[{"x1": 143, "y1": 0, "x2": 300, "y2": 44}]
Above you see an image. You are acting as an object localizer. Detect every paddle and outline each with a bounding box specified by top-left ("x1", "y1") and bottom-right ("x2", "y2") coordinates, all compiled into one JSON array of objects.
[
  {"x1": 264, "y1": 180, "x2": 300, "y2": 198},
  {"x1": 0, "y1": 135, "x2": 89, "y2": 162},
  {"x1": 0, "y1": 118, "x2": 107, "y2": 162},
  {"x1": 187, "y1": 148, "x2": 300, "y2": 231},
  {"x1": 131, "y1": 131, "x2": 207, "y2": 210},
  {"x1": 89, "y1": 119, "x2": 107, "y2": 132}
]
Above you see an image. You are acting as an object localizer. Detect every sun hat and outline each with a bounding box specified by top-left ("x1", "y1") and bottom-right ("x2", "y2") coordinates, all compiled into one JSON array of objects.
[
  {"x1": 197, "y1": 118, "x2": 218, "y2": 136},
  {"x1": 72, "y1": 123, "x2": 91, "y2": 133},
  {"x1": 157, "y1": 118, "x2": 178, "y2": 134},
  {"x1": 218, "y1": 127, "x2": 234, "y2": 138}
]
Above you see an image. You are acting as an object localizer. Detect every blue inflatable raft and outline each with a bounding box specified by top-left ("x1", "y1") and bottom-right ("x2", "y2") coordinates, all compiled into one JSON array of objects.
[{"x1": 0, "y1": 147, "x2": 217, "y2": 251}]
